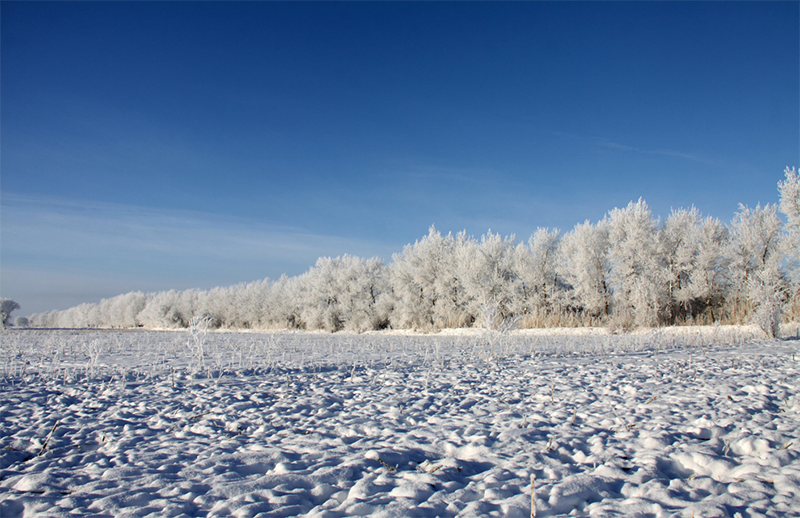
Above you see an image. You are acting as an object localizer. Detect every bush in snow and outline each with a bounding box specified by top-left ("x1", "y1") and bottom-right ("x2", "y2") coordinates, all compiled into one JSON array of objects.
[{"x1": 749, "y1": 267, "x2": 786, "y2": 338}]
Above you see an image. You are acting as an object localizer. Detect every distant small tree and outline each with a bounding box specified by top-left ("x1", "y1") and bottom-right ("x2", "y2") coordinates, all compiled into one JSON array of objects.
[
  {"x1": 1, "y1": 299, "x2": 21, "y2": 329},
  {"x1": 15, "y1": 316, "x2": 29, "y2": 328}
]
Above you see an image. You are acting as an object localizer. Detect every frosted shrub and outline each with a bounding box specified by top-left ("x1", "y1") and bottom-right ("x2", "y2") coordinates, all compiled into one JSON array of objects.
[
  {"x1": 475, "y1": 299, "x2": 501, "y2": 330},
  {"x1": 749, "y1": 268, "x2": 785, "y2": 338},
  {"x1": 187, "y1": 315, "x2": 212, "y2": 370},
  {"x1": 475, "y1": 298, "x2": 519, "y2": 365}
]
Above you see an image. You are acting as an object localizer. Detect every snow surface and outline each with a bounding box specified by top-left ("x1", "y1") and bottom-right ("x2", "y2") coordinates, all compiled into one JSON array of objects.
[{"x1": 1, "y1": 327, "x2": 799, "y2": 517}]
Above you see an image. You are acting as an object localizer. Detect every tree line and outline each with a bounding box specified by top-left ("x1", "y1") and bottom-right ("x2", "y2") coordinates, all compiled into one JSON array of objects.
[{"x1": 26, "y1": 168, "x2": 800, "y2": 337}]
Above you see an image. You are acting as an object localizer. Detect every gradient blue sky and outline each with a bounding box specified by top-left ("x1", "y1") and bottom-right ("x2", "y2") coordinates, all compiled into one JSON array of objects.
[{"x1": 2, "y1": 1, "x2": 799, "y2": 315}]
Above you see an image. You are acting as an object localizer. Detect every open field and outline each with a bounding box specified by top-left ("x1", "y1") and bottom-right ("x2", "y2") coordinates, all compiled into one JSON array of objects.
[{"x1": 1, "y1": 327, "x2": 799, "y2": 517}]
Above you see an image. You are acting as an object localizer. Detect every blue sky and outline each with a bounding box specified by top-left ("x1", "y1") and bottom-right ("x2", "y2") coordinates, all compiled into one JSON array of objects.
[{"x1": 2, "y1": 2, "x2": 798, "y2": 315}]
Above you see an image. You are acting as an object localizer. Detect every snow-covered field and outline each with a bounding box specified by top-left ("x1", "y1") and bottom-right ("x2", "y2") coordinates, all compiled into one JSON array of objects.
[{"x1": 1, "y1": 327, "x2": 799, "y2": 517}]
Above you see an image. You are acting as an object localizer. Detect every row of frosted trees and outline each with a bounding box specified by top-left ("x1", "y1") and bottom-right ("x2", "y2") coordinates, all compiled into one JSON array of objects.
[{"x1": 28, "y1": 168, "x2": 800, "y2": 336}]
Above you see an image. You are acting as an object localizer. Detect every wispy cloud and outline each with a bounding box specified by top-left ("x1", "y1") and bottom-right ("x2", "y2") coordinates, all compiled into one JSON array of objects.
[
  {"x1": 552, "y1": 131, "x2": 715, "y2": 166},
  {"x1": 592, "y1": 137, "x2": 704, "y2": 163}
]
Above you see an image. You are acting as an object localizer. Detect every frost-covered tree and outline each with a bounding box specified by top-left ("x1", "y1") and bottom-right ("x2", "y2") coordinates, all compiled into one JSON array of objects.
[
  {"x1": 432, "y1": 231, "x2": 472, "y2": 327},
  {"x1": 226, "y1": 280, "x2": 271, "y2": 329},
  {"x1": 340, "y1": 256, "x2": 391, "y2": 332},
  {"x1": 110, "y1": 291, "x2": 147, "y2": 328},
  {"x1": 729, "y1": 204, "x2": 783, "y2": 288},
  {"x1": 460, "y1": 231, "x2": 518, "y2": 322},
  {"x1": 299, "y1": 258, "x2": 344, "y2": 332},
  {"x1": 242, "y1": 281, "x2": 266, "y2": 327},
  {"x1": 137, "y1": 290, "x2": 189, "y2": 329},
  {"x1": 659, "y1": 207, "x2": 702, "y2": 323},
  {"x1": 300, "y1": 255, "x2": 389, "y2": 332},
  {"x1": 1, "y1": 299, "x2": 21, "y2": 329},
  {"x1": 389, "y1": 227, "x2": 469, "y2": 329},
  {"x1": 688, "y1": 216, "x2": 730, "y2": 323},
  {"x1": 729, "y1": 203, "x2": 784, "y2": 335},
  {"x1": 515, "y1": 228, "x2": 561, "y2": 324},
  {"x1": 269, "y1": 274, "x2": 304, "y2": 329},
  {"x1": 27, "y1": 310, "x2": 56, "y2": 328},
  {"x1": 199, "y1": 286, "x2": 230, "y2": 328},
  {"x1": 557, "y1": 220, "x2": 612, "y2": 319},
  {"x1": 508, "y1": 242, "x2": 534, "y2": 317},
  {"x1": 607, "y1": 199, "x2": 665, "y2": 327},
  {"x1": 14, "y1": 316, "x2": 29, "y2": 328},
  {"x1": 780, "y1": 166, "x2": 800, "y2": 241}
]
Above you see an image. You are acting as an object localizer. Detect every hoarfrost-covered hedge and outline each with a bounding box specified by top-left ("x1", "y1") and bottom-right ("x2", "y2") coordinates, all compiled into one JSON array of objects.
[{"x1": 28, "y1": 168, "x2": 800, "y2": 335}]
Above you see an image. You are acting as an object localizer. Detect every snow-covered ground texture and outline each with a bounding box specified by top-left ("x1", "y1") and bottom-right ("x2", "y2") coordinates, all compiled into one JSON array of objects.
[{"x1": 1, "y1": 326, "x2": 799, "y2": 517}]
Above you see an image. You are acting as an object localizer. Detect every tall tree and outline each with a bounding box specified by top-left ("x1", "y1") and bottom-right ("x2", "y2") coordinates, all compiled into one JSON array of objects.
[
  {"x1": 460, "y1": 230, "x2": 518, "y2": 322},
  {"x1": 519, "y1": 228, "x2": 562, "y2": 323},
  {"x1": 729, "y1": 203, "x2": 784, "y2": 335},
  {"x1": 557, "y1": 220, "x2": 612, "y2": 319},
  {"x1": 688, "y1": 216, "x2": 731, "y2": 322},
  {"x1": 607, "y1": 199, "x2": 665, "y2": 327},
  {"x1": 659, "y1": 207, "x2": 702, "y2": 323},
  {"x1": 390, "y1": 226, "x2": 468, "y2": 329}
]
